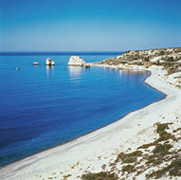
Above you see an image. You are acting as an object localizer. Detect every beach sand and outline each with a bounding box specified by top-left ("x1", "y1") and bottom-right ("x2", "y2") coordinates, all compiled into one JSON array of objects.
[{"x1": 0, "y1": 65, "x2": 180, "y2": 180}]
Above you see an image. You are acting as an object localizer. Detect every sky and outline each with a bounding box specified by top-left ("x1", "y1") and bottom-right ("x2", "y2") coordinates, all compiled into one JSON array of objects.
[{"x1": 0, "y1": 0, "x2": 181, "y2": 52}]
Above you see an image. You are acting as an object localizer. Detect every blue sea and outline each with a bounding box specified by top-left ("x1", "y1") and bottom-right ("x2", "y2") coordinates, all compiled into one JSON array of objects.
[{"x1": 0, "y1": 52, "x2": 165, "y2": 167}]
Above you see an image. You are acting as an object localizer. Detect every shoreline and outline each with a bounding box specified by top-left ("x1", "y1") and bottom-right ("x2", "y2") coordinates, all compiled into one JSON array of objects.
[
  {"x1": 0, "y1": 67, "x2": 159, "y2": 168},
  {"x1": 0, "y1": 64, "x2": 180, "y2": 180},
  {"x1": 0, "y1": 68, "x2": 159, "y2": 169},
  {"x1": 0, "y1": 66, "x2": 158, "y2": 167}
]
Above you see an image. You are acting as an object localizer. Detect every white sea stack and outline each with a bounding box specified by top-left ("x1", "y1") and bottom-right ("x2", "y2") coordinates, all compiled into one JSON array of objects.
[
  {"x1": 68, "y1": 56, "x2": 86, "y2": 66},
  {"x1": 33, "y1": 62, "x2": 39, "y2": 65},
  {"x1": 46, "y1": 58, "x2": 55, "y2": 66}
]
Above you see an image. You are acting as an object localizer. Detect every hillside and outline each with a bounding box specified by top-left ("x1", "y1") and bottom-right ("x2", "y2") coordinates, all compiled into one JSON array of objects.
[{"x1": 94, "y1": 47, "x2": 181, "y2": 88}]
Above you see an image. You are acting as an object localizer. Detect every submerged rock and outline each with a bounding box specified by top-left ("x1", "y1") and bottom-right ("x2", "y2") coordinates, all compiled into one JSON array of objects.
[
  {"x1": 68, "y1": 56, "x2": 86, "y2": 66},
  {"x1": 46, "y1": 58, "x2": 55, "y2": 66}
]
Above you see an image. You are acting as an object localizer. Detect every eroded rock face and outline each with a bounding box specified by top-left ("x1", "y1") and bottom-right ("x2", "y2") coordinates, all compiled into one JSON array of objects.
[
  {"x1": 68, "y1": 56, "x2": 86, "y2": 66},
  {"x1": 46, "y1": 58, "x2": 55, "y2": 66}
]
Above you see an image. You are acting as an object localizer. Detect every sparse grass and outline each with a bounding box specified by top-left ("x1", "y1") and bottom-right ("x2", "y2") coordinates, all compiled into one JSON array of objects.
[
  {"x1": 157, "y1": 131, "x2": 176, "y2": 141},
  {"x1": 81, "y1": 171, "x2": 118, "y2": 180},
  {"x1": 160, "y1": 50, "x2": 165, "y2": 55},
  {"x1": 122, "y1": 156, "x2": 137, "y2": 163},
  {"x1": 156, "y1": 122, "x2": 169, "y2": 133},
  {"x1": 169, "y1": 159, "x2": 181, "y2": 176},
  {"x1": 122, "y1": 165, "x2": 136, "y2": 173},
  {"x1": 81, "y1": 123, "x2": 180, "y2": 180},
  {"x1": 146, "y1": 154, "x2": 163, "y2": 166},
  {"x1": 138, "y1": 142, "x2": 157, "y2": 149},
  {"x1": 115, "y1": 151, "x2": 142, "y2": 163},
  {"x1": 129, "y1": 151, "x2": 142, "y2": 156},
  {"x1": 102, "y1": 164, "x2": 106, "y2": 170},
  {"x1": 139, "y1": 123, "x2": 175, "y2": 149},
  {"x1": 146, "y1": 158, "x2": 181, "y2": 178},
  {"x1": 152, "y1": 143, "x2": 172, "y2": 155},
  {"x1": 173, "y1": 127, "x2": 181, "y2": 133},
  {"x1": 63, "y1": 174, "x2": 72, "y2": 178},
  {"x1": 155, "y1": 123, "x2": 176, "y2": 142}
]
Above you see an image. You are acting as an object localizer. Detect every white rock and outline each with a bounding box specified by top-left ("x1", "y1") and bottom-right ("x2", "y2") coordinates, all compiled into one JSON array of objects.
[
  {"x1": 46, "y1": 58, "x2": 55, "y2": 66},
  {"x1": 150, "y1": 56, "x2": 161, "y2": 63},
  {"x1": 68, "y1": 56, "x2": 86, "y2": 66},
  {"x1": 33, "y1": 62, "x2": 39, "y2": 65}
]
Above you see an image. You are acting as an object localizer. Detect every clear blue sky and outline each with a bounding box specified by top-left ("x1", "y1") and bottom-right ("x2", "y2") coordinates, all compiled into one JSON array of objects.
[{"x1": 0, "y1": 0, "x2": 181, "y2": 52}]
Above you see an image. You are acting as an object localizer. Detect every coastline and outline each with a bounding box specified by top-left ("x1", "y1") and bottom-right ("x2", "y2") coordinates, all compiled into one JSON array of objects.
[{"x1": 0, "y1": 65, "x2": 180, "y2": 180}]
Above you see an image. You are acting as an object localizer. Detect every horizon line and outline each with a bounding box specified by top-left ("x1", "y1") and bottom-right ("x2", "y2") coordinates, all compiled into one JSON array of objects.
[
  {"x1": 0, "y1": 46, "x2": 180, "y2": 56},
  {"x1": 0, "y1": 51, "x2": 125, "y2": 56}
]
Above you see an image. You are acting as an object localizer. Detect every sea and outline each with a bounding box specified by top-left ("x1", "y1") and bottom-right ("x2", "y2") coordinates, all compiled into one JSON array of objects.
[{"x1": 0, "y1": 52, "x2": 165, "y2": 167}]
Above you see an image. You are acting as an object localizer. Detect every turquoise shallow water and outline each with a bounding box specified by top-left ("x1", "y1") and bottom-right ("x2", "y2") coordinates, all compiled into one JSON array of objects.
[{"x1": 0, "y1": 53, "x2": 165, "y2": 167}]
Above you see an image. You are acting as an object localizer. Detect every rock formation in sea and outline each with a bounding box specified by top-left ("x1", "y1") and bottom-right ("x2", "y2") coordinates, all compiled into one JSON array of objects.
[
  {"x1": 33, "y1": 62, "x2": 39, "y2": 65},
  {"x1": 46, "y1": 58, "x2": 55, "y2": 66},
  {"x1": 68, "y1": 56, "x2": 86, "y2": 66},
  {"x1": 85, "y1": 64, "x2": 90, "y2": 68}
]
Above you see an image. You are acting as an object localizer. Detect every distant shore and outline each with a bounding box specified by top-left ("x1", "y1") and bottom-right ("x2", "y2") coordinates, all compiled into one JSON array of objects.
[{"x1": 0, "y1": 62, "x2": 180, "y2": 180}]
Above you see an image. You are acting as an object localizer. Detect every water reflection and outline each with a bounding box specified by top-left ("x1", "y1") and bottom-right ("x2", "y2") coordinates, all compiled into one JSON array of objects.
[
  {"x1": 119, "y1": 69, "x2": 149, "y2": 75},
  {"x1": 46, "y1": 66, "x2": 54, "y2": 79},
  {"x1": 119, "y1": 69, "x2": 150, "y2": 81},
  {"x1": 68, "y1": 66, "x2": 83, "y2": 82}
]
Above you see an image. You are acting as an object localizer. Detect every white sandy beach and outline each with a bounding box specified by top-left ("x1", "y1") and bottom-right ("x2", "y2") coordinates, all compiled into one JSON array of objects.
[{"x1": 0, "y1": 65, "x2": 180, "y2": 180}]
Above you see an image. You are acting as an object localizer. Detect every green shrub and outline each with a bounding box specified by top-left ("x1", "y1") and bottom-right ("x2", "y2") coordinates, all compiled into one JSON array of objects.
[
  {"x1": 144, "y1": 57, "x2": 149, "y2": 62},
  {"x1": 122, "y1": 156, "x2": 137, "y2": 163},
  {"x1": 115, "y1": 151, "x2": 142, "y2": 163},
  {"x1": 122, "y1": 165, "x2": 136, "y2": 173},
  {"x1": 167, "y1": 57, "x2": 174, "y2": 62},
  {"x1": 146, "y1": 158, "x2": 181, "y2": 178},
  {"x1": 169, "y1": 159, "x2": 181, "y2": 176},
  {"x1": 152, "y1": 143, "x2": 172, "y2": 155},
  {"x1": 156, "y1": 123, "x2": 169, "y2": 133},
  {"x1": 160, "y1": 50, "x2": 165, "y2": 55},
  {"x1": 156, "y1": 123, "x2": 176, "y2": 142},
  {"x1": 138, "y1": 142, "x2": 157, "y2": 149},
  {"x1": 128, "y1": 151, "x2": 142, "y2": 157}
]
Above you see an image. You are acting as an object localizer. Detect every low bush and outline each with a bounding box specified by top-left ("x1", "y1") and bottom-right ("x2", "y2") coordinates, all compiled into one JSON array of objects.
[
  {"x1": 81, "y1": 172, "x2": 118, "y2": 180},
  {"x1": 152, "y1": 143, "x2": 172, "y2": 155}
]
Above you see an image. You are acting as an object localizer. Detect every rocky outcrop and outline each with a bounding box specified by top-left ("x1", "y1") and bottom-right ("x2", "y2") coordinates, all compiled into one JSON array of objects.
[
  {"x1": 85, "y1": 64, "x2": 90, "y2": 68},
  {"x1": 33, "y1": 62, "x2": 39, "y2": 65},
  {"x1": 94, "y1": 48, "x2": 181, "y2": 75},
  {"x1": 68, "y1": 56, "x2": 86, "y2": 66},
  {"x1": 46, "y1": 58, "x2": 55, "y2": 66}
]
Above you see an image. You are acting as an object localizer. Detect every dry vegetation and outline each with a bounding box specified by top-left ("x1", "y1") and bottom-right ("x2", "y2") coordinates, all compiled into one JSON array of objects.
[
  {"x1": 96, "y1": 48, "x2": 181, "y2": 73},
  {"x1": 81, "y1": 123, "x2": 181, "y2": 180},
  {"x1": 94, "y1": 47, "x2": 181, "y2": 88}
]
